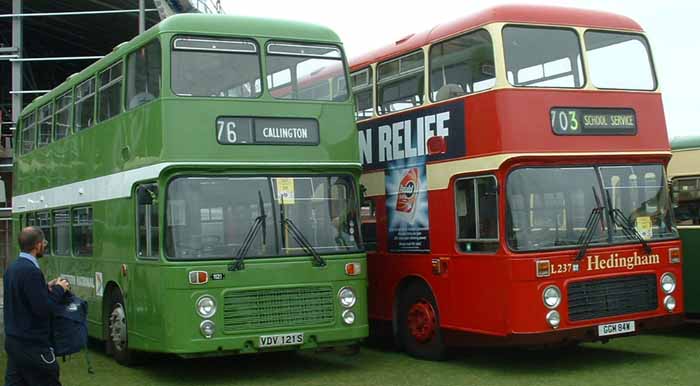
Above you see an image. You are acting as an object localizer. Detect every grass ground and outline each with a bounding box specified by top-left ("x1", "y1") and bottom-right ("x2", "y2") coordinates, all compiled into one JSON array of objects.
[{"x1": 1, "y1": 325, "x2": 699, "y2": 386}]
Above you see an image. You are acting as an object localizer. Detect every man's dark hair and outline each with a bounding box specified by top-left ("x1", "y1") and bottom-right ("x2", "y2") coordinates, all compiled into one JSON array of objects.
[{"x1": 18, "y1": 226, "x2": 45, "y2": 253}]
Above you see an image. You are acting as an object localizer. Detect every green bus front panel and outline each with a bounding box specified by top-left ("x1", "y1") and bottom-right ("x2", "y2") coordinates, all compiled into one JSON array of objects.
[
  {"x1": 680, "y1": 227, "x2": 700, "y2": 314},
  {"x1": 128, "y1": 254, "x2": 368, "y2": 355}
]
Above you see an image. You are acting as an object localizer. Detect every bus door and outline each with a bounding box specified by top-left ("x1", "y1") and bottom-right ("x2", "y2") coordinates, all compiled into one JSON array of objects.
[{"x1": 451, "y1": 175, "x2": 504, "y2": 332}]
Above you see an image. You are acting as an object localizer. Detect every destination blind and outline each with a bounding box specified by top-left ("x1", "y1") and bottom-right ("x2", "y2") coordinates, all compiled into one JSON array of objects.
[
  {"x1": 550, "y1": 107, "x2": 637, "y2": 135},
  {"x1": 216, "y1": 117, "x2": 319, "y2": 145}
]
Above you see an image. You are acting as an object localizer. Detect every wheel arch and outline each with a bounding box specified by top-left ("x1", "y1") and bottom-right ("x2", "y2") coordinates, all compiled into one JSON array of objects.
[
  {"x1": 392, "y1": 275, "x2": 438, "y2": 343},
  {"x1": 102, "y1": 281, "x2": 123, "y2": 340}
]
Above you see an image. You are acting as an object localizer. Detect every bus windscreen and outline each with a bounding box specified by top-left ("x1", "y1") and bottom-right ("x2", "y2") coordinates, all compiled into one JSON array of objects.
[
  {"x1": 507, "y1": 165, "x2": 676, "y2": 252},
  {"x1": 165, "y1": 176, "x2": 360, "y2": 260}
]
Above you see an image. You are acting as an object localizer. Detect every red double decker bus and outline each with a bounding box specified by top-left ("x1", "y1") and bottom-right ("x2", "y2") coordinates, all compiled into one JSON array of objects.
[{"x1": 350, "y1": 5, "x2": 682, "y2": 359}]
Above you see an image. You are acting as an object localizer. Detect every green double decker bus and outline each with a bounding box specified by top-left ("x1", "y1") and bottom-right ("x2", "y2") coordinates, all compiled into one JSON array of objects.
[
  {"x1": 12, "y1": 14, "x2": 367, "y2": 364},
  {"x1": 669, "y1": 136, "x2": 700, "y2": 316}
]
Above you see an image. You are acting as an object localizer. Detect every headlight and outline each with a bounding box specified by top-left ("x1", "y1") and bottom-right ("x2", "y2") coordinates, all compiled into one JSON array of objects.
[
  {"x1": 338, "y1": 287, "x2": 357, "y2": 308},
  {"x1": 196, "y1": 295, "x2": 217, "y2": 318},
  {"x1": 542, "y1": 285, "x2": 561, "y2": 309},
  {"x1": 342, "y1": 310, "x2": 356, "y2": 325},
  {"x1": 660, "y1": 273, "x2": 676, "y2": 294},
  {"x1": 546, "y1": 310, "x2": 561, "y2": 329},
  {"x1": 200, "y1": 320, "x2": 215, "y2": 338},
  {"x1": 664, "y1": 295, "x2": 676, "y2": 312}
]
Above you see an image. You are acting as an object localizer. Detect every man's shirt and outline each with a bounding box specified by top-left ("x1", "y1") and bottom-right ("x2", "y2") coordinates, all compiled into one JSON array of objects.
[
  {"x1": 3, "y1": 255, "x2": 65, "y2": 348},
  {"x1": 18, "y1": 251, "x2": 39, "y2": 269}
]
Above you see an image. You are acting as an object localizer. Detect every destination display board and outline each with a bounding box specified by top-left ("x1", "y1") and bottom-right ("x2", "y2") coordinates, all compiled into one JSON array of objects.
[
  {"x1": 550, "y1": 108, "x2": 637, "y2": 135},
  {"x1": 216, "y1": 117, "x2": 319, "y2": 145}
]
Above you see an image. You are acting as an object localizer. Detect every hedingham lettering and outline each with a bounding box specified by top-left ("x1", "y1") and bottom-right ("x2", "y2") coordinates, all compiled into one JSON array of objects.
[{"x1": 586, "y1": 252, "x2": 661, "y2": 271}]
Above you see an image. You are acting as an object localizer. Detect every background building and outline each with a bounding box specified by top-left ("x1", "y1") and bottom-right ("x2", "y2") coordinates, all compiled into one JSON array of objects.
[{"x1": 0, "y1": 0, "x2": 221, "y2": 270}]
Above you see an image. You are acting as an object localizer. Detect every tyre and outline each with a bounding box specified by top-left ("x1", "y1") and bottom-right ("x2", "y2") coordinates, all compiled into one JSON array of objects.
[
  {"x1": 397, "y1": 282, "x2": 447, "y2": 361},
  {"x1": 105, "y1": 289, "x2": 135, "y2": 366}
]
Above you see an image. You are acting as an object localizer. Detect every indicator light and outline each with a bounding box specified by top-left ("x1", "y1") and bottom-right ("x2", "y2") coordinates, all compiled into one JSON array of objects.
[
  {"x1": 345, "y1": 262, "x2": 361, "y2": 276},
  {"x1": 189, "y1": 271, "x2": 209, "y2": 285},
  {"x1": 669, "y1": 248, "x2": 681, "y2": 264},
  {"x1": 536, "y1": 260, "x2": 551, "y2": 278}
]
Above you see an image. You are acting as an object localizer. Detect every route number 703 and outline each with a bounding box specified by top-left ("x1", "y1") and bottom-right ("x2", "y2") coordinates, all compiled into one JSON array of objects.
[{"x1": 551, "y1": 109, "x2": 580, "y2": 133}]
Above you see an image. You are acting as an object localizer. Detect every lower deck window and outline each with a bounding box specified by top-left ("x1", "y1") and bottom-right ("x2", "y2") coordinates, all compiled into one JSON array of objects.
[
  {"x1": 53, "y1": 209, "x2": 71, "y2": 255},
  {"x1": 360, "y1": 196, "x2": 377, "y2": 251},
  {"x1": 37, "y1": 211, "x2": 51, "y2": 255},
  {"x1": 454, "y1": 176, "x2": 499, "y2": 252},
  {"x1": 72, "y1": 207, "x2": 93, "y2": 256},
  {"x1": 137, "y1": 184, "x2": 160, "y2": 258}
]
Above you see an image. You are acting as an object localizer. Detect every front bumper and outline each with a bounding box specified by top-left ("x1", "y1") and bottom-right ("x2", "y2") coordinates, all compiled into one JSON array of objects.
[
  {"x1": 174, "y1": 324, "x2": 368, "y2": 358},
  {"x1": 443, "y1": 314, "x2": 684, "y2": 348}
]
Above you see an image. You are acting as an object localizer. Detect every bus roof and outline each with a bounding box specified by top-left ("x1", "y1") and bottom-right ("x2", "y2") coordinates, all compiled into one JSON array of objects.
[
  {"x1": 671, "y1": 136, "x2": 700, "y2": 151},
  {"x1": 349, "y1": 5, "x2": 643, "y2": 70},
  {"x1": 23, "y1": 13, "x2": 342, "y2": 113}
]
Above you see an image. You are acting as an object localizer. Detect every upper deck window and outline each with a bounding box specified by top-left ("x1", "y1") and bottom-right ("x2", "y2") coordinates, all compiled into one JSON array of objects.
[
  {"x1": 37, "y1": 102, "x2": 53, "y2": 147},
  {"x1": 377, "y1": 51, "x2": 424, "y2": 114},
  {"x1": 75, "y1": 77, "x2": 96, "y2": 131},
  {"x1": 20, "y1": 111, "x2": 36, "y2": 155},
  {"x1": 430, "y1": 29, "x2": 495, "y2": 102},
  {"x1": 172, "y1": 36, "x2": 261, "y2": 98},
  {"x1": 266, "y1": 42, "x2": 348, "y2": 101},
  {"x1": 585, "y1": 31, "x2": 656, "y2": 91},
  {"x1": 351, "y1": 67, "x2": 373, "y2": 120},
  {"x1": 98, "y1": 62, "x2": 123, "y2": 122},
  {"x1": 54, "y1": 90, "x2": 72, "y2": 140},
  {"x1": 503, "y1": 26, "x2": 584, "y2": 88},
  {"x1": 127, "y1": 39, "x2": 162, "y2": 109}
]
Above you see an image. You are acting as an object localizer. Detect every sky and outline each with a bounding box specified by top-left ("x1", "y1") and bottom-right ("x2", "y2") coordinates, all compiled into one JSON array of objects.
[{"x1": 221, "y1": 0, "x2": 698, "y2": 139}]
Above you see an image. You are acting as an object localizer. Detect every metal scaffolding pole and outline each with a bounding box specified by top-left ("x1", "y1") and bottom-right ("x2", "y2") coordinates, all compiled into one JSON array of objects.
[
  {"x1": 11, "y1": 0, "x2": 22, "y2": 129},
  {"x1": 8, "y1": 56, "x2": 104, "y2": 62},
  {"x1": 139, "y1": 0, "x2": 146, "y2": 34},
  {"x1": 0, "y1": 9, "x2": 158, "y2": 18}
]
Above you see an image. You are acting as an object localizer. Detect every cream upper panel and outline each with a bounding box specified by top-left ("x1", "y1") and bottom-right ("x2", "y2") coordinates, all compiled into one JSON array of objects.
[
  {"x1": 668, "y1": 148, "x2": 700, "y2": 179},
  {"x1": 351, "y1": 22, "x2": 660, "y2": 123}
]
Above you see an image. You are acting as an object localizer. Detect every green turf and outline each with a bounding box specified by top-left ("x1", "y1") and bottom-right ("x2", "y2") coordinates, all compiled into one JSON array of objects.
[{"x1": 1, "y1": 325, "x2": 699, "y2": 386}]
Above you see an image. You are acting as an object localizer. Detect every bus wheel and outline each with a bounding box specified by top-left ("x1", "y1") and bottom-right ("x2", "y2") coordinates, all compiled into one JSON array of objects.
[
  {"x1": 106, "y1": 290, "x2": 134, "y2": 366},
  {"x1": 398, "y1": 282, "x2": 447, "y2": 361}
]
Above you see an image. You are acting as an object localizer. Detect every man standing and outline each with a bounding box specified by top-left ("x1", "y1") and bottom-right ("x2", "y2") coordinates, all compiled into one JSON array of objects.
[{"x1": 3, "y1": 226, "x2": 70, "y2": 386}]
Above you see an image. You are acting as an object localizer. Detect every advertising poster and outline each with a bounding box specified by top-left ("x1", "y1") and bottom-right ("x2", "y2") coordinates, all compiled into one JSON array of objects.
[
  {"x1": 357, "y1": 100, "x2": 465, "y2": 171},
  {"x1": 385, "y1": 158, "x2": 430, "y2": 252}
]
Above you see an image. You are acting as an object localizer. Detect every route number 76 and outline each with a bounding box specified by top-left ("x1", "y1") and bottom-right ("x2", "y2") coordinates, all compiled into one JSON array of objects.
[{"x1": 217, "y1": 119, "x2": 238, "y2": 143}]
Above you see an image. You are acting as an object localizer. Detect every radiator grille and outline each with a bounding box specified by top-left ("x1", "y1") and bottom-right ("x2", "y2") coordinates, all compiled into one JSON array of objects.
[
  {"x1": 223, "y1": 286, "x2": 335, "y2": 333},
  {"x1": 567, "y1": 274, "x2": 658, "y2": 322}
]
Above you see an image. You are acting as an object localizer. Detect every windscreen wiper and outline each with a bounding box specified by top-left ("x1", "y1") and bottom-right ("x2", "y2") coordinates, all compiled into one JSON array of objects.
[
  {"x1": 603, "y1": 190, "x2": 652, "y2": 254},
  {"x1": 574, "y1": 207, "x2": 604, "y2": 261},
  {"x1": 608, "y1": 207, "x2": 653, "y2": 254},
  {"x1": 575, "y1": 187, "x2": 605, "y2": 261},
  {"x1": 229, "y1": 191, "x2": 267, "y2": 271},
  {"x1": 280, "y1": 197, "x2": 327, "y2": 267}
]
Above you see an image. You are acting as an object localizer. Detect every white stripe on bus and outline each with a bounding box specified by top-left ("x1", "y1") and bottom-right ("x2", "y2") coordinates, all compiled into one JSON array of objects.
[{"x1": 13, "y1": 161, "x2": 361, "y2": 213}]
